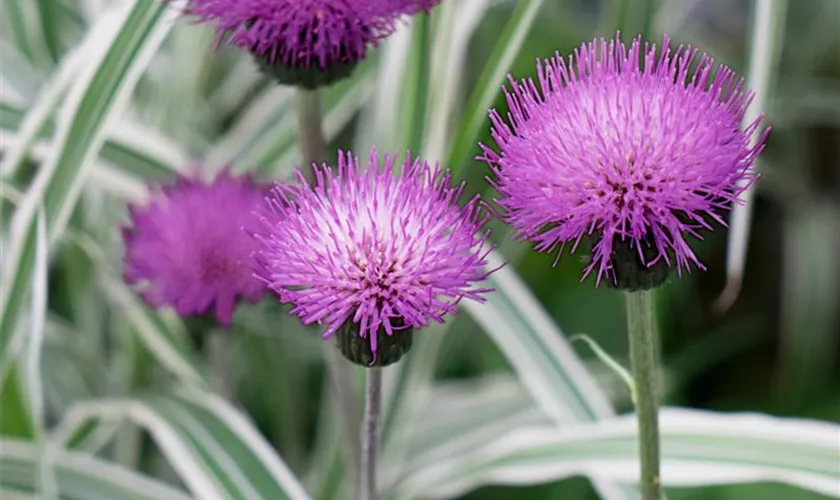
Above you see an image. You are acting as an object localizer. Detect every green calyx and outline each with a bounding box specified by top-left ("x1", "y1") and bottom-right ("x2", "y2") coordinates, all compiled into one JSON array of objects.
[
  {"x1": 334, "y1": 320, "x2": 414, "y2": 368},
  {"x1": 607, "y1": 237, "x2": 670, "y2": 291},
  {"x1": 254, "y1": 55, "x2": 358, "y2": 89}
]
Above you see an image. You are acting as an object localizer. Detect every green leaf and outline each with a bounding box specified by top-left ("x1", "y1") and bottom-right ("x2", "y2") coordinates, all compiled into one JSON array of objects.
[
  {"x1": 23, "y1": 208, "x2": 57, "y2": 498},
  {"x1": 0, "y1": 99, "x2": 188, "y2": 184},
  {"x1": 0, "y1": 368, "x2": 33, "y2": 438},
  {"x1": 398, "y1": 13, "x2": 431, "y2": 155},
  {"x1": 205, "y1": 62, "x2": 375, "y2": 176},
  {"x1": 68, "y1": 232, "x2": 205, "y2": 387},
  {"x1": 1, "y1": 0, "x2": 178, "y2": 368},
  {"x1": 0, "y1": 209, "x2": 47, "y2": 441},
  {"x1": 1, "y1": 0, "x2": 52, "y2": 64},
  {"x1": 423, "y1": 0, "x2": 492, "y2": 161},
  {"x1": 100, "y1": 274, "x2": 206, "y2": 387},
  {"x1": 0, "y1": 35, "x2": 84, "y2": 178},
  {"x1": 720, "y1": 0, "x2": 787, "y2": 309},
  {"x1": 382, "y1": 375, "x2": 549, "y2": 493},
  {"x1": 0, "y1": 438, "x2": 193, "y2": 500},
  {"x1": 460, "y1": 251, "x2": 638, "y2": 500},
  {"x1": 35, "y1": 0, "x2": 175, "y2": 237},
  {"x1": 445, "y1": 0, "x2": 545, "y2": 172},
  {"x1": 53, "y1": 390, "x2": 311, "y2": 500},
  {"x1": 465, "y1": 251, "x2": 616, "y2": 423},
  {"x1": 396, "y1": 409, "x2": 840, "y2": 499}
]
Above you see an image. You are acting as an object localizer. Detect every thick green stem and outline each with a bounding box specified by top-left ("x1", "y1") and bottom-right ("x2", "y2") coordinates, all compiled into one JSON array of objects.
[
  {"x1": 626, "y1": 290, "x2": 662, "y2": 500},
  {"x1": 295, "y1": 88, "x2": 326, "y2": 182},
  {"x1": 360, "y1": 368, "x2": 382, "y2": 500}
]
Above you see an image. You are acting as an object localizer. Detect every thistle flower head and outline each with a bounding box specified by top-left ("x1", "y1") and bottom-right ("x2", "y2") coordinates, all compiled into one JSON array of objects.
[
  {"x1": 184, "y1": 0, "x2": 439, "y2": 85},
  {"x1": 123, "y1": 170, "x2": 267, "y2": 325},
  {"x1": 481, "y1": 33, "x2": 769, "y2": 285},
  {"x1": 254, "y1": 149, "x2": 493, "y2": 361}
]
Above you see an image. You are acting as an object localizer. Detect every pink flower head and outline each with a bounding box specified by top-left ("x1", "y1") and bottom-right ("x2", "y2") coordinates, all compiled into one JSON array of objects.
[
  {"x1": 254, "y1": 149, "x2": 493, "y2": 358},
  {"x1": 183, "y1": 0, "x2": 440, "y2": 70},
  {"x1": 481, "y1": 33, "x2": 770, "y2": 284},
  {"x1": 123, "y1": 171, "x2": 267, "y2": 326}
]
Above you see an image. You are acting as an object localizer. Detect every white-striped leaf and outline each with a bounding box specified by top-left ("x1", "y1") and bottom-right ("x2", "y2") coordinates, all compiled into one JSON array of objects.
[
  {"x1": 53, "y1": 390, "x2": 311, "y2": 500},
  {"x1": 1, "y1": 0, "x2": 180, "y2": 359},
  {"x1": 395, "y1": 408, "x2": 840, "y2": 499},
  {"x1": 0, "y1": 438, "x2": 193, "y2": 500},
  {"x1": 0, "y1": 99, "x2": 188, "y2": 183},
  {"x1": 207, "y1": 62, "x2": 375, "y2": 176},
  {"x1": 464, "y1": 251, "x2": 616, "y2": 423},
  {"x1": 445, "y1": 0, "x2": 545, "y2": 172},
  {"x1": 382, "y1": 375, "x2": 549, "y2": 494},
  {"x1": 67, "y1": 232, "x2": 205, "y2": 387},
  {"x1": 720, "y1": 0, "x2": 787, "y2": 308}
]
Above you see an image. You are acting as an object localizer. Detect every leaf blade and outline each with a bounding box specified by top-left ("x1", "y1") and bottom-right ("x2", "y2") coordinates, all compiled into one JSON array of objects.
[{"x1": 396, "y1": 409, "x2": 840, "y2": 499}]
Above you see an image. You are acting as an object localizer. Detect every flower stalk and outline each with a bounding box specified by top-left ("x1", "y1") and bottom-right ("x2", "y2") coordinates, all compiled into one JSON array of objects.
[
  {"x1": 296, "y1": 88, "x2": 326, "y2": 180},
  {"x1": 361, "y1": 367, "x2": 383, "y2": 500},
  {"x1": 625, "y1": 289, "x2": 661, "y2": 500}
]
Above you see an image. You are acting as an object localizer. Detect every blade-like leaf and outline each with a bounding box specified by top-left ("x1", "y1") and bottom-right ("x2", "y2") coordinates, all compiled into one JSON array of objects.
[
  {"x1": 103, "y1": 274, "x2": 206, "y2": 385},
  {"x1": 398, "y1": 13, "x2": 431, "y2": 155},
  {"x1": 719, "y1": 0, "x2": 787, "y2": 309},
  {"x1": 53, "y1": 392, "x2": 311, "y2": 500},
  {"x1": 423, "y1": 0, "x2": 491, "y2": 162},
  {"x1": 0, "y1": 99, "x2": 188, "y2": 182},
  {"x1": 0, "y1": 34, "x2": 84, "y2": 178},
  {"x1": 24, "y1": 208, "x2": 57, "y2": 498},
  {"x1": 2, "y1": 0, "x2": 51, "y2": 64},
  {"x1": 0, "y1": 0, "x2": 150, "y2": 177},
  {"x1": 445, "y1": 0, "x2": 545, "y2": 172},
  {"x1": 462, "y1": 251, "x2": 638, "y2": 500},
  {"x1": 382, "y1": 375, "x2": 549, "y2": 493},
  {"x1": 465, "y1": 251, "x2": 615, "y2": 423},
  {"x1": 0, "y1": 438, "x2": 193, "y2": 500},
  {"x1": 29, "y1": 0, "x2": 178, "y2": 238},
  {"x1": 67, "y1": 232, "x2": 205, "y2": 386},
  {"x1": 53, "y1": 400, "x2": 233, "y2": 500},
  {"x1": 1, "y1": 0, "x2": 179, "y2": 365},
  {"x1": 173, "y1": 387, "x2": 311, "y2": 500},
  {"x1": 205, "y1": 60, "x2": 374, "y2": 176},
  {"x1": 396, "y1": 409, "x2": 840, "y2": 499}
]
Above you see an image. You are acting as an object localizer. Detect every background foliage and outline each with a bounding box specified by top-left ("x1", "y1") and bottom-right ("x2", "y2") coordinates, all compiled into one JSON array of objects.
[{"x1": 1, "y1": 0, "x2": 838, "y2": 499}]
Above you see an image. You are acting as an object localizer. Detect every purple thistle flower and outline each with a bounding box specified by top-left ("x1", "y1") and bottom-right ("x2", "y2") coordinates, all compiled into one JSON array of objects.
[
  {"x1": 183, "y1": 0, "x2": 440, "y2": 71},
  {"x1": 481, "y1": 33, "x2": 770, "y2": 285},
  {"x1": 254, "y1": 149, "x2": 493, "y2": 360},
  {"x1": 123, "y1": 170, "x2": 267, "y2": 326}
]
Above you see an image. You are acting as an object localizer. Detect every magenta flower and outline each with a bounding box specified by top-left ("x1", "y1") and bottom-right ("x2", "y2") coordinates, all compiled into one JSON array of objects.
[
  {"x1": 183, "y1": 0, "x2": 439, "y2": 81},
  {"x1": 123, "y1": 171, "x2": 267, "y2": 326},
  {"x1": 254, "y1": 149, "x2": 493, "y2": 363},
  {"x1": 481, "y1": 34, "x2": 770, "y2": 286}
]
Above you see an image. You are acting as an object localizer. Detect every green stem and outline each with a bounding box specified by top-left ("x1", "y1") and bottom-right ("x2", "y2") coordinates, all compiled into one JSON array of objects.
[
  {"x1": 625, "y1": 290, "x2": 662, "y2": 500},
  {"x1": 296, "y1": 88, "x2": 326, "y2": 181},
  {"x1": 360, "y1": 367, "x2": 382, "y2": 500}
]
